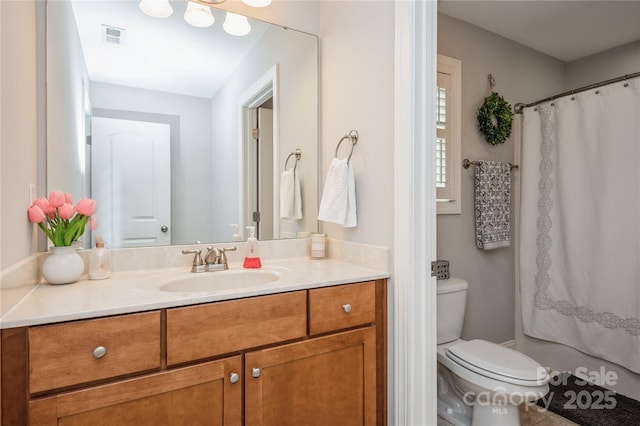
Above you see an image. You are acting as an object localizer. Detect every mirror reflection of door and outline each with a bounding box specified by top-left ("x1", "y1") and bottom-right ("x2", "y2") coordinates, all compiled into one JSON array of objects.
[
  {"x1": 251, "y1": 104, "x2": 274, "y2": 240},
  {"x1": 91, "y1": 117, "x2": 171, "y2": 248}
]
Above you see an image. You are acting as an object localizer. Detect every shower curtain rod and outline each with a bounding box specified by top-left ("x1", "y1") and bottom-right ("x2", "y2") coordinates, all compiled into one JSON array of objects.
[{"x1": 514, "y1": 71, "x2": 640, "y2": 114}]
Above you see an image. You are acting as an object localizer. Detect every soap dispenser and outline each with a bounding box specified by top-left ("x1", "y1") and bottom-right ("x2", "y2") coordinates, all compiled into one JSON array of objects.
[
  {"x1": 89, "y1": 237, "x2": 111, "y2": 280},
  {"x1": 243, "y1": 226, "x2": 262, "y2": 268}
]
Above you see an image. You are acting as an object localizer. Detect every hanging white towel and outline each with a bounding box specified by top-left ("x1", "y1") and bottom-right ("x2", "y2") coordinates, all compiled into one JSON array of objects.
[
  {"x1": 279, "y1": 168, "x2": 302, "y2": 220},
  {"x1": 318, "y1": 158, "x2": 357, "y2": 228},
  {"x1": 474, "y1": 160, "x2": 511, "y2": 250}
]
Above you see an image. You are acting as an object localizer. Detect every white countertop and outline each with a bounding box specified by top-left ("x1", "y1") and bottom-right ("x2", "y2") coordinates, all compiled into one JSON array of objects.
[{"x1": 0, "y1": 257, "x2": 389, "y2": 329}]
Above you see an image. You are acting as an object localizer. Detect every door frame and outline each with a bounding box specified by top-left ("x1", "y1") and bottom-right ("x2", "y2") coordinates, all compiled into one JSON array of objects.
[
  {"x1": 238, "y1": 65, "x2": 280, "y2": 239},
  {"x1": 393, "y1": 1, "x2": 438, "y2": 425}
]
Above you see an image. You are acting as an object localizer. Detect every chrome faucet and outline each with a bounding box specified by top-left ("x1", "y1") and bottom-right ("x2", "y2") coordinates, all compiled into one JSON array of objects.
[
  {"x1": 205, "y1": 246, "x2": 237, "y2": 270},
  {"x1": 182, "y1": 246, "x2": 237, "y2": 273}
]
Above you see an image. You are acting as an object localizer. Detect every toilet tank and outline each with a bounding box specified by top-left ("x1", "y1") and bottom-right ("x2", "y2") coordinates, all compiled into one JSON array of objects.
[{"x1": 436, "y1": 277, "x2": 468, "y2": 344}]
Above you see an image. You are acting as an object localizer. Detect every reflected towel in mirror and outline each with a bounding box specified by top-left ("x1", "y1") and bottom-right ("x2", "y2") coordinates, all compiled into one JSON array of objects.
[
  {"x1": 318, "y1": 158, "x2": 357, "y2": 228},
  {"x1": 280, "y1": 168, "x2": 302, "y2": 220}
]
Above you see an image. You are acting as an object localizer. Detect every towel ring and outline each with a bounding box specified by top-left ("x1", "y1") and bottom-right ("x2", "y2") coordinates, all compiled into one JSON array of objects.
[
  {"x1": 335, "y1": 130, "x2": 359, "y2": 162},
  {"x1": 285, "y1": 148, "x2": 302, "y2": 172}
]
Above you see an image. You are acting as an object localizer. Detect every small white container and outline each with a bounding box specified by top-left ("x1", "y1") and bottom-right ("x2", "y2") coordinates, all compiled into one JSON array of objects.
[{"x1": 310, "y1": 233, "x2": 327, "y2": 259}]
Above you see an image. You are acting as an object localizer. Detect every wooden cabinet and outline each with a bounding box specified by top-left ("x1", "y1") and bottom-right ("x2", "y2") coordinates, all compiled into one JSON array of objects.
[
  {"x1": 245, "y1": 327, "x2": 376, "y2": 426},
  {"x1": 28, "y1": 356, "x2": 242, "y2": 426},
  {"x1": 1, "y1": 279, "x2": 387, "y2": 426}
]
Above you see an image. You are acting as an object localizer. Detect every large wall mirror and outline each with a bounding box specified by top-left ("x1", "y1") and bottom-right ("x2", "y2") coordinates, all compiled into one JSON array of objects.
[{"x1": 46, "y1": 0, "x2": 318, "y2": 249}]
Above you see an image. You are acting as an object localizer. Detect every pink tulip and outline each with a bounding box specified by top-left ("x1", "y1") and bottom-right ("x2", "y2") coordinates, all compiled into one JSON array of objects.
[
  {"x1": 27, "y1": 205, "x2": 46, "y2": 223},
  {"x1": 76, "y1": 198, "x2": 97, "y2": 216},
  {"x1": 58, "y1": 203, "x2": 75, "y2": 220},
  {"x1": 89, "y1": 216, "x2": 98, "y2": 231},
  {"x1": 64, "y1": 193, "x2": 73, "y2": 204},
  {"x1": 48, "y1": 191, "x2": 66, "y2": 208},
  {"x1": 33, "y1": 197, "x2": 54, "y2": 215}
]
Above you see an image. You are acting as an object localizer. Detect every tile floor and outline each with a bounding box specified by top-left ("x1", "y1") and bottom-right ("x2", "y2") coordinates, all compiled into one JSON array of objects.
[{"x1": 437, "y1": 403, "x2": 579, "y2": 426}]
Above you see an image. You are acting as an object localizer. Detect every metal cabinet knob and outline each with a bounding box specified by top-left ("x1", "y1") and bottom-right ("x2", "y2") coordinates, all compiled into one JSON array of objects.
[
  {"x1": 230, "y1": 372, "x2": 240, "y2": 384},
  {"x1": 161, "y1": 226, "x2": 169, "y2": 232},
  {"x1": 93, "y1": 346, "x2": 107, "y2": 359},
  {"x1": 252, "y1": 367, "x2": 261, "y2": 378},
  {"x1": 342, "y1": 303, "x2": 352, "y2": 313}
]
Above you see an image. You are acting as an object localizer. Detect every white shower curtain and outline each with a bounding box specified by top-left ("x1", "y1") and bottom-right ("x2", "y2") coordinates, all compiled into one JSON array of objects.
[{"x1": 520, "y1": 76, "x2": 640, "y2": 373}]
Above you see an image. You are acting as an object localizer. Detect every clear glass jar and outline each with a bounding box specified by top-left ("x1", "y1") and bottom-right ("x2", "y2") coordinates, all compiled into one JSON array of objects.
[
  {"x1": 310, "y1": 233, "x2": 327, "y2": 259},
  {"x1": 89, "y1": 241, "x2": 111, "y2": 280}
]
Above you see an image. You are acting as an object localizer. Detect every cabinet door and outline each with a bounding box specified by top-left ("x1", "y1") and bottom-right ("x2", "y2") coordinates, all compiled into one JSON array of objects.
[
  {"x1": 29, "y1": 356, "x2": 242, "y2": 426},
  {"x1": 245, "y1": 327, "x2": 376, "y2": 426}
]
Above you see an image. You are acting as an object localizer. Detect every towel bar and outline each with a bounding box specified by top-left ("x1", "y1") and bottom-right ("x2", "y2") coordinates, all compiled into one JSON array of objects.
[
  {"x1": 335, "y1": 130, "x2": 359, "y2": 162},
  {"x1": 462, "y1": 158, "x2": 519, "y2": 170},
  {"x1": 285, "y1": 149, "x2": 302, "y2": 171}
]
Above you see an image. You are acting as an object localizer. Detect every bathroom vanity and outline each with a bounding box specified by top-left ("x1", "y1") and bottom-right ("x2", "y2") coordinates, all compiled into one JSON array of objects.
[{"x1": 0, "y1": 258, "x2": 388, "y2": 425}]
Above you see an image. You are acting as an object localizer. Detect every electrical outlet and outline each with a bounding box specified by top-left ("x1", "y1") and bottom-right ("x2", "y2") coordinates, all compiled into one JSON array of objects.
[{"x1": 29, "y1": 184, "x2": 37, "y2": 204}]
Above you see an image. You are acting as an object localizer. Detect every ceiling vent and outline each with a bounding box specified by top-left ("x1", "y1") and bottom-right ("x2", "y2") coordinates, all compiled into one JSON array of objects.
[{"x1": 102, "y1": 25, "x2": 125, "y2": 45}]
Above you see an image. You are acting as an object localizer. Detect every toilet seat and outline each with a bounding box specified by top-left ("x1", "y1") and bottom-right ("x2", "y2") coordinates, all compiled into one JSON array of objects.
[{"x1": 446, "y1": 339, "x2": 549, "y2": 387}]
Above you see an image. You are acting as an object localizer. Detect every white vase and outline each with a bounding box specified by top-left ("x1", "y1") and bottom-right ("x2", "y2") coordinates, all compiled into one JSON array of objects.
[{"x1": 42, "y1": 246, "x2": 85, "y2": 285}]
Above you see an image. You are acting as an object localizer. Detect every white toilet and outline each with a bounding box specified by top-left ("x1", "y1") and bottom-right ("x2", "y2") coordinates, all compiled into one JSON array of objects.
[{"x1": 436, "y1": 277, "x2": 549, "y2": 426}]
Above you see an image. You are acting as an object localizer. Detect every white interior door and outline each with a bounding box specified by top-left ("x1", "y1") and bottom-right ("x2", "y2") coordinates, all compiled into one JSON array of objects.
[{"x1": 91, "y1": 117, "x2": 171, "y2": 248}]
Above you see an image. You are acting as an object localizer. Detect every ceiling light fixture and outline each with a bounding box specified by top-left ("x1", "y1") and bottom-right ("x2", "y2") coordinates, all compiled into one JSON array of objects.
[
  {"x1": 223, "y1": 12, "x2": 251, "y2": 36},
  {"x1": 183, "y1": 1, "x2": 215, "y2": 28},
  {"x1": 139, "y1": 0, "x2": 262, "y2": 35},
  {"x1": 139, "y1": 0, "x2": 173, "y2": 18}
]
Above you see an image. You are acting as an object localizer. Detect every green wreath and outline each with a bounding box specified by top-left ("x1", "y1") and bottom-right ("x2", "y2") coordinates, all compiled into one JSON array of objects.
[{"x1": 477, "y1": 92, "x2": 513, "y2": 145}]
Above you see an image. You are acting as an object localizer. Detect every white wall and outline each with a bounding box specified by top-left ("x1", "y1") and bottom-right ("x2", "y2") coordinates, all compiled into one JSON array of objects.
[
  {"x1": 319, "y1": 1, "x2": 395, "y2": 249},
  {"x1": 90, "y1": 82, "x2": 214, "y2": 246},
  {"x1": 0, "y1": 0, "x2": 38, "y2": 270},
  {"x1": 566, "y1": 40, "x2": 640, "y2": 89},
  {"x1": 436, "y1": 13, "x2": 566, "y2": 344}
]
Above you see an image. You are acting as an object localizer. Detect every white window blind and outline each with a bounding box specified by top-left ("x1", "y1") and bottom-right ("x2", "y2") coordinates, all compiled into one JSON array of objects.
[
  {"x1": 436, "y1": 85, "x2": 447, "y2": 189},
  {"x1": 436, "y1": 55, "x2": 461, "y2": 214},
  {"x1": 436, "y1": 71, "x2": 454, "y2": 200}
]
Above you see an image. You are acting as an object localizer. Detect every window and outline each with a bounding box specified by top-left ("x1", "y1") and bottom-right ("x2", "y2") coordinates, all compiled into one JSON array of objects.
[{"x1": 436, "y1": 55, "x2": 461, "y2": 214}]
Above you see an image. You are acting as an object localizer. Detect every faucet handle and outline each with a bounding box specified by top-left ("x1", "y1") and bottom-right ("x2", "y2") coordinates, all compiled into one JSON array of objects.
[
  {"x1": 182, "y1": 249, "x2": 204, "y2": 267},
  {"x1": 217, "y1": 246, "x2": 237, "y2": 268}
]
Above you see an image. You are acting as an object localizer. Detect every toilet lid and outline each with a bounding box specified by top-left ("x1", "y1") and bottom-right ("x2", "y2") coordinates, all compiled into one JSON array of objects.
[{"x1": 446, "y1": 339, "x2": 548, "y2": 386}]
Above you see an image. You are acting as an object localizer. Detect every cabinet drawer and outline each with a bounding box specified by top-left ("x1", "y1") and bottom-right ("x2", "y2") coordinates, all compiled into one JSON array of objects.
[
  {"x1": 29, "y1": 311, "x2": 161, "y2": 393},
  {"x1": 309, "y1": 281, "x2": 376, "y2": 335},
  {"x1": 166, "y1": 291, "x2": 307, "y2": 365}
]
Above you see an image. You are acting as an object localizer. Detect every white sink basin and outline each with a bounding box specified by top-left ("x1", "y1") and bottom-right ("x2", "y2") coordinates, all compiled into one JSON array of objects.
[{"x1": 160, "y1": 269, "x2": 280, "y2": 293}]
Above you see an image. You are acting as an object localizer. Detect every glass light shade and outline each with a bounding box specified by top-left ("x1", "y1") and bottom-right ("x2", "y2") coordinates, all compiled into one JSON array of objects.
[
  {"x1": 241, "y1": 0, "x2": 272, "y2": 7},
  {"x1": 139, "y1": 0, "x2": 173, "y2": 18},
  {"x1": 184, "y1": 1, "x2": 214, "y2": 28},
  {"x1": 223, "y1": 12, "x2": 251, "y2": 36}
]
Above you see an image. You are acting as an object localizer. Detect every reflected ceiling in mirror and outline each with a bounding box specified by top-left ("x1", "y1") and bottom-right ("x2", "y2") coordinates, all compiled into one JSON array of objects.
[{"x1": 46, "y1": 0, "x2": 319, "y2": 249}]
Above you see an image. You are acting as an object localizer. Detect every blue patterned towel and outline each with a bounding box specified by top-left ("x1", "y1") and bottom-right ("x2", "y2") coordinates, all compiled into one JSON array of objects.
[{"x1": 474, "y1": 161, "x2": 511, "y2": 250}]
